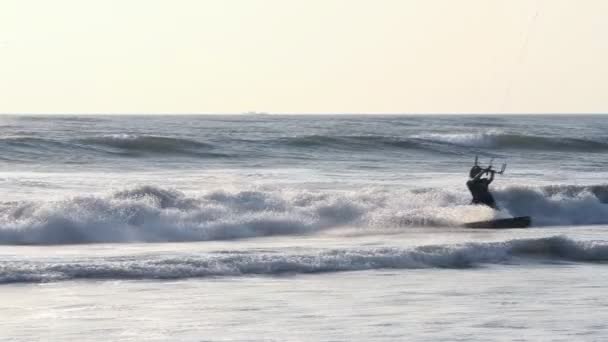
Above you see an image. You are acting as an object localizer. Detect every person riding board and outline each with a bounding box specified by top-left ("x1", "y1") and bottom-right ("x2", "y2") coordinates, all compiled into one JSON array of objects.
[
  {"x1": 467, "y1": 164, "x2": 498, "y2": 209},
  {"x1": 462, "y1": 158, "x2": 532, "y2": 228}
]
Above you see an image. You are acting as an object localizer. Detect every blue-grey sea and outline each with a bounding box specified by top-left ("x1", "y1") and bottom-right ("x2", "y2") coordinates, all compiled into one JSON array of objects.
[{"x1": 1, "y1": 114, "x2": 608, "y2": 341}]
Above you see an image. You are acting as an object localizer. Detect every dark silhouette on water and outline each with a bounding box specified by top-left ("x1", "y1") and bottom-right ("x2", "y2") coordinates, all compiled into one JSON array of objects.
[
  {"x1": 466, "y1": 165, "x2": 498, "y2": 209},
  {"x1": 463, "y1": 157, "x2": 531, "y2": 229}
]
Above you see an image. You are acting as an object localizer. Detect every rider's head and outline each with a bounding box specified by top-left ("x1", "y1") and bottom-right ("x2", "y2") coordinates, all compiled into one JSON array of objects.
[{"x1": 469, "y1": 165, "x2": 482, "y2": 178}]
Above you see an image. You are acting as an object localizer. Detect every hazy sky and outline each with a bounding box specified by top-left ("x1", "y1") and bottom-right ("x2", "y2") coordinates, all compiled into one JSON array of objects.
[{"x1": 1, "y1": 0, "x2": 606, "y2": 114}]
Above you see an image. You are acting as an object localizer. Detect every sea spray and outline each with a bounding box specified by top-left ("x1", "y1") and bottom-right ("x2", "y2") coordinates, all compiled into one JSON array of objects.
[{"x1": 2, "y1": 184, "x2": 608, "y2": 245}]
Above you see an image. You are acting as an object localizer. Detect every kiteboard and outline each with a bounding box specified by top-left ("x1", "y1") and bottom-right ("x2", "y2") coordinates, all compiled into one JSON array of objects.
[{"x1": 463, "y1": 216, "x2": 531, "y2": 229}]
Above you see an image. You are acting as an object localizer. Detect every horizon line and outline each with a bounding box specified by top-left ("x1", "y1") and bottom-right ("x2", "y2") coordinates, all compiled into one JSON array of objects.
[{"x1": 1, "y1": 112, "x2": 608, "y2": 116}]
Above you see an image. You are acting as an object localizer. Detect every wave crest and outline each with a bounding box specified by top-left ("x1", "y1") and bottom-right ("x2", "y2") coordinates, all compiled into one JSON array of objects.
[
  {"x1": 2, "y1": 184, "x2": 608, "y2": 245},
  {"x1": 414, "y1": 132, "x2": 608, "y2": 151},
  {"x1": 1, "y1": 236, "x2": 607, "y2": 283}
]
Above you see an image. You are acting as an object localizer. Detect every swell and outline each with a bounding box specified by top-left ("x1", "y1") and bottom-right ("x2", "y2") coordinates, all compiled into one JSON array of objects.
[
  {"x1": 0, "y1": 135, "x2": 231, "y2": 160},
  {"x1": 0, "y1": 137, "x2": 85, "y2": 162},
  {"x1": 2, "y1": 131, "x2": 606, "y2": 163},
  {"x1": 0, "y1": 137, "x2": 75, "y2": 151},
  {"x1": 277, "y1": 135, "x2": 421, "y2": 150},
  {"x1": 414, "y1": 132, "x2": 608, "y2": 151},
  {"x1": 3, "y1": 184, "x2": 608, "y2": 245},
  {"x1": 74, "y1": 135, "x2": 228, "y2": 157},
  {"x1": 253, "y1": 132, "x2": 608, "y2": 154},
  {"x1": 1, "y1": 236, "x2": 606, "y2": 283}
]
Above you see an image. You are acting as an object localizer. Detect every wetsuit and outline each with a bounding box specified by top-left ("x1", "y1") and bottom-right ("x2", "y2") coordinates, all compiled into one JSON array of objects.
[{"x1": 467, "y1": 177, "x2": 497, "y2": 209}]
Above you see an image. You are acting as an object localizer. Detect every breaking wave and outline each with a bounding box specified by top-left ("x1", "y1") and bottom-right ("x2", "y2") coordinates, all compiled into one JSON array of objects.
[
  {"x1": 0, "y1": 185, "x2": 468, "y2": 244},
  {"x1": 1, "y1": 236, "x2": 607, "y2": 283},
  {"x1": 2, "y1": 184, "x2": 608, "y2": 245}
]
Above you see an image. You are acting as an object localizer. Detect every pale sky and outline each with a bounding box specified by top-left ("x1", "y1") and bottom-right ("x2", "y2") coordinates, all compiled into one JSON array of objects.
[{"x1": 1, "y1": 0, "x2": 607, "y2": 114}]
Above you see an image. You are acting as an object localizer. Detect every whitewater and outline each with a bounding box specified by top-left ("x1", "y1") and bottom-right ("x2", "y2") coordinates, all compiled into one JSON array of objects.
[{"x1": 1, "y1": 114, "x2": 608, "y2": 341}]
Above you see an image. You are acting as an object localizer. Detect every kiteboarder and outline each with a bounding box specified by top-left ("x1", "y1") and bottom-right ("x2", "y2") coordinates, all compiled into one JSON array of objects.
[
  {"x1": 467, "y1": 164, "x2": 498, "y2": 209},
  {"x1": 463, "y1": 157, "x2": 532, "y2": 228}
]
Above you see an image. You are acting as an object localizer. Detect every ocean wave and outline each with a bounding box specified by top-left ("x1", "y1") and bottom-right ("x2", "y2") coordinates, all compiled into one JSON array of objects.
[
  {"x1": 1, "y1": 236, "x2": 606, "y2": 283},
  {"x1": 277, "y1": 135, "x2": 422, "y2": 150},
  {"x1": 0, "y1": 136, "x2": 85, "y2": 162},
  {"x1": 0, "y1": 135, "x2": 231, "y2": 160},
  {"x1": 2, "y1": 131, "x2": 606, "y2": 164},
  {"x1": 0, "y1": 185, "x2": 482, "y2": 244},
  {"x1": 267, "y1": 132, "x2": 608, "y2": 154},
  {"x1": 268, "y1": 134, "x2": 468, "y2": 156},
  {"x1": 75, "y1": 135, "x2": 228, "y2": 157},
  {"x1": 413, "y1": 132, "x2": 608, "y2": 151},
  {"x1": 0, "y1": 136, "x2": 71, "y2": 149},
  {"x1": 2, "y1": 184, "x2": 608, "y2": 245},
  {"x1": 494, "y1": 185, "x2": 608, "y2": 226}
]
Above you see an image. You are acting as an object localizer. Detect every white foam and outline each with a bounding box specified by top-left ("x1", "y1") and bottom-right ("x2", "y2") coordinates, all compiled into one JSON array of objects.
[
  {"x1": 0, "y1": 186, "x2": 481, "y2": 244},
  {"x1": 495, "y1": 185, "x2": 608, "y2": 226},
  {"x1": 1, "y1": 184, "x2": 608, "y2": 245}
]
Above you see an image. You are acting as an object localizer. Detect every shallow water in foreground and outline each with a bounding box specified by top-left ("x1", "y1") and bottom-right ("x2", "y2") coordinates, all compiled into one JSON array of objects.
[{"x1": 2, "y1": 227, "x2": 608, "y2": 341}]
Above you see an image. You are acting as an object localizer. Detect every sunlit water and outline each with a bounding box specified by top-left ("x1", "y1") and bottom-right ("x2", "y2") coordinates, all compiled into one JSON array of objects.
[{"x1": 1, "y1": 115, "x2": 608, "y2": 341}]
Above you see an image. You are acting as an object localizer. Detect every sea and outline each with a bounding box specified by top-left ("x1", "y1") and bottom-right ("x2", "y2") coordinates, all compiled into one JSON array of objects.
[{"x1": 1, "y1": 114, "x2": 608, "y2": 341}]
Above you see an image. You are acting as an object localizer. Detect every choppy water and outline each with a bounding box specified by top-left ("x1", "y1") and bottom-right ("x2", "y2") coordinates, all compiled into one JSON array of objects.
[{"x1": 1, "y1": 114, "x2": 608, "y2": 341}]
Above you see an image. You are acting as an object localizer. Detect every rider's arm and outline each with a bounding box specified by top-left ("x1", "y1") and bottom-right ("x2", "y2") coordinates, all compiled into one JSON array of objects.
[{"x1": 486, "y1": 170, "x2": 495, "y2": 184}]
